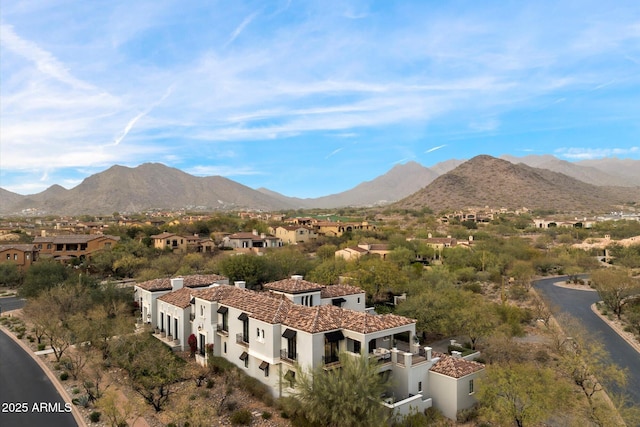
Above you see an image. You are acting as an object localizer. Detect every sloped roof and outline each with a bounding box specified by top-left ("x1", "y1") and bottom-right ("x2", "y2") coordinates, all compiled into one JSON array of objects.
[
  {"x1": 429, "y1": 352, "x2": 484, "y2": 378},
  {"x1": 157, "y1": 287, "x2": 196, "y2": 309},
  {"x1": 0, "y1": 244, "x2": 37, "y2": 252},
  {"x1": 33, "y1": 234, "x2": 120, "y2": 244},
  {"x1": 135, "y1": 274, "x2": 227, "y2": 291},
  {"x1": 320, "y1": 284, "x2": 364, "y2": 298},
  {"x1": 264, "y1": 278, "x2": 324, "y2": 294}
]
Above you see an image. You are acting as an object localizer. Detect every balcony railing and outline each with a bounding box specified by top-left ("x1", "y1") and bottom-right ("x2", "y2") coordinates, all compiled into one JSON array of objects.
[
  {"x1": 216, "y1": 324, "x2": 228, "y2": 335},
  {"x1": 280, "y1": 348, "x2": 297, "y2": 363},
  {"x1": 236, "y1": 333, "x2": 249, "y2": 346}
]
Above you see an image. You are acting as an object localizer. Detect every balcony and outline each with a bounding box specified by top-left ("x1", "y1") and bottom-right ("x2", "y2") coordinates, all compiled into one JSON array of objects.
[
  {"x1": 280, "y1": 348, "x2": 297, "y2": 364},
  {"x1": 236, "y1": 333, "x2": 249, "y2": 347},
  {"x1": 216, "y1": 324, "x2": 228, "y2": 336}
]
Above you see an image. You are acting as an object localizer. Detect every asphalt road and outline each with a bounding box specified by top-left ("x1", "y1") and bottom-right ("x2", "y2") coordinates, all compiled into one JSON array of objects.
[
  {"x1": 0, "y1": 329, "x2": 78, "y2": 427},
  {"x1": 0, "y1": 296, "x2": 26, "y2": 314},
  {"x1": 534, "y1": 276, "x2": 640, "y2": 407}
]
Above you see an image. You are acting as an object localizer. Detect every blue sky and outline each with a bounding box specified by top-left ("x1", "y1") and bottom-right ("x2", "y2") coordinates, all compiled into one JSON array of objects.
[{"x1": 1, "y1": 1, "x2": 639, "y2": 198}]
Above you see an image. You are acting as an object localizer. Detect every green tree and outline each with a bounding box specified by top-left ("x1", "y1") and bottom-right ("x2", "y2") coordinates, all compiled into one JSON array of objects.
[
  {"x1": 316, "y1": 244, "x2": 338, "y2": 260},
  {"x1": 110, "y1": 333, "x2": 184, "y2": 412},
  {"x1": 307, "y1": 258, "x2": 348, "y2": 285},
  {"x1": 292, "y1": 353, "x2": 390, "y2": 427},
  {"x1": 591, "y1": 268, "x2": 639, "y2": 319},
  {"x1": 20, "y1": 259, "x2": 68, "y2": 298},
  {"x1": 477, "y1": 362, "x2": 573, "y2": 427},
  {"x1": 217, "y1": 253, "x2": 274, "y2": 289},
  {"x1": 0, "y1": 263, "x2": 23, "y2": 287}
]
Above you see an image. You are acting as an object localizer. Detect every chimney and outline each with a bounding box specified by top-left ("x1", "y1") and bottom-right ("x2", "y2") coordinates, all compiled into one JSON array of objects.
[
  {"x1": 427, "y1": 233, "x2": 432, "y2": 238},
  {"x1": 252, "y1": 229, "x2": 258, "y2": 236},
  {"x1": 234, "y1": 281, "x2": 246, "y2": 289},
  {"x1": 260, "y1": 233, "x2": 266, "y2": 239},
  {"x1": 451, "y1": 351, "x2": 462, "y2": 359},
  {"x1": 171, "y1": 277, "x2": 184, "y2": 291},
  {"x1": 291, "y1": 275, "x2": 303, "y2": 281},
  {"x1": 424, "y1": 346, "x2": 432, "y2": 362},
  {"x1": 468, "y1": 235, "x2": 473, "y2": 242},
  {"x1": 41, "y1": 230, "x2": 47, "y2": 237}
]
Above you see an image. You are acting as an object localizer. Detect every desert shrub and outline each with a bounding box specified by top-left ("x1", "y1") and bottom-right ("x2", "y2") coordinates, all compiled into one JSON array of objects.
[
  {"x1": 59, "y1": 372, "x2": 69, "y2": 381},
  {"x1": 209, "y1": 355, "x2": 235, "y2": 374},
  {"x1": 262, "y1": 411, "x2": 272, "y2": 420},
  {"x1": 89, "y1": 411, "x2": 101, "y2": 422},
  {"x1": 457, "y1": 404, "x2": 479, "y2": 423},
  {"x1": 230, "y1": 409, "x2": 252, "y2": 425},
  {"x1": 37, "y1": 343, "x2": 46, "y2": 351},
  {"x1": 225, "y1": 399, "x2": 238, "y2": 412}
]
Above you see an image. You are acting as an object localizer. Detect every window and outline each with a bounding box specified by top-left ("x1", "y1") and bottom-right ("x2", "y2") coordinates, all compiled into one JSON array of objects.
[
  {"x1": 284, "y1": 370, "x2": 295, "y2": 388},
  {"x1": 418, "y1": 381, "x2": 422, "y2": 392},
  {"x1": 257, "y1": 328, "x2": 260, "y2": 338},
  {"x1": 14, "y1": 254, "x2": 18, "y2": 260},
  {"x1": 260, "y1": 361, "x2": 269, "y2": 377},
  {"x1": 200, "y1": 305, "x2": 204, "y2": 317},
  {"x1": 223, "y1": 342, "x2": 227, "y2": 353},
  {"x1": 357, "y1": 297, "x2": 361, "y2": 304},
  {"x1": 239, "y1": 313, "x2": 249, "y2": 343},
  {"x1": 6, "y1": 254, "x2": 9, "y2": 260},
  {"x1": 240, "y1": 351, "x2": 249, "y2": 368},
  {"x1": 469, "y1": 379, "x2": 474, "y2": 394}
]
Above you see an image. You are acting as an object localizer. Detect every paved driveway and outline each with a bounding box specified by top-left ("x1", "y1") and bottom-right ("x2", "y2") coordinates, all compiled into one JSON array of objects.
[
  {"x1": 0, "y1": 329, "x2": 78, "y2": 427},
  {"x1": 0, "y1": 296, "x2": 25, "y2": 314},
  {"x1": 534, "y1": 276, "x2": 640, "y2": 407}
]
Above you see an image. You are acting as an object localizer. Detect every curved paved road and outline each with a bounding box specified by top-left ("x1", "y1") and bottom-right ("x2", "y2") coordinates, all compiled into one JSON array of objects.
[
  {"x1": 534, "y1": 276, "x2": 640, "y2": 406},
  {"x1": 0, "y1": 329, "x2": 78, "y2": 427}
]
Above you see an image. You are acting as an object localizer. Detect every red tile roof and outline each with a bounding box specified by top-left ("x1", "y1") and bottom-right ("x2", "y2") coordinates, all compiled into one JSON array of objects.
[
  {"x1": 320, "y1": 284, "x2": 364, "y2": 298},
  {"x1": 429, "y1": 352, "x2": 484, "y2": 378},
  {"x1": 157, "y1": 287, "x2": 196, "y2": 309},
  {"x1": 264, "y1": 278, "x2": 324, "y2": 294},
  {"x1": 135, "y1": 274, "x2": 227, "y2": 291}
]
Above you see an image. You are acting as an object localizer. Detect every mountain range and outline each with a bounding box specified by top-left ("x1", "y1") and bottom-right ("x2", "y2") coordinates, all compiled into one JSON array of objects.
[{"x1": 1, "y1": 155, "x2": 639, "y2": 215}]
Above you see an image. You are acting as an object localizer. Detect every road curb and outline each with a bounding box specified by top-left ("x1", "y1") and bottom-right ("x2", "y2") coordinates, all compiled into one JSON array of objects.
[
  {"x1": 590, "y1": 303, "x2": 640, "y2": 354},
  {"x1": 0, "y1": 324, "x2": 88, "y2": 427}
]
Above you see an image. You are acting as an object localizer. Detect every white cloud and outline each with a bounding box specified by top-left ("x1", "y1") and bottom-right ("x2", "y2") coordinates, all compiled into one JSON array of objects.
[
  {"x1": 425, "y1": 145, "x2": 447, "y2": 154},
  {"x1": 556, "y1": 147, "x2": 640, "y2": 160}
]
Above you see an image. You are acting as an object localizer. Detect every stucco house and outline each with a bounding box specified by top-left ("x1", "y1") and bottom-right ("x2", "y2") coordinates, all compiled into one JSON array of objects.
[
  {"x1": 33, "y1": 234, "x2": 120, "y2": 261},
  {"x1": 134, "y1": 274, "x2": 229, "y2": 329},
  {"x1": 151, "y1": 275, "x2": 484, "y2": 420},
  {"x1": 335, "y1": 243, "x2": 391, "y2": 261},
  {"x1": 150, "y1": 232, "x2": 189, "y2": 252},
  {"x1": 0, "y1": 243, "x2": 38, "y2": 271},
  {"x1": 220, "y1": 230, "x2": 282, "y2": 252},
  {"x1": 269, "y1": 226, "x2": 318, "y2": 245}
]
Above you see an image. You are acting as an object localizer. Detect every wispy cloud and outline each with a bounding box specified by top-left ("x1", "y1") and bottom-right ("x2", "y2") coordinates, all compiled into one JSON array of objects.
[
  {"x1": 425, "y1": 145, "x2": 447, "y2": 154},
  {"x1": 0, "y1": 24, "x2": 94, "y2": 91},
  {"x1": 556, "y1": 147, "x2": 640, "y2": 160},
  {"x1": 112, "y1": 85, "x2": 174, "y2": 146},
  {"x1": 325, "y1": 147, "x2": 344, "y2": 159},
  {"x1": 225, "y1": 12, "x2": 259, "y2": 48}
]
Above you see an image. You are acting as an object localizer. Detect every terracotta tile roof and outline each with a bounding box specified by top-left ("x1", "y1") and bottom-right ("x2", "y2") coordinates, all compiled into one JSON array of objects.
[
  {"x1": 183, "y1": 274, "x2": 228, "y2": 287},
  {"x1": 341, "y1": 246, "x2": 368, "y2": 253},
  {"x1": 33, "y1": 235, "x2": 120, "y2": 244},
  {"x1": 281, "y1": 305, "x2": 415, "y2": 334},
  {"x1": 157, "y1": 287, "x2": 198, "y2": 309},
  {"x1": 193, "y1": 284, "x2": 413, "y2": 333},
  {"x1": 367, "y1": 244, "x2": 390, "y2": 251},
  {"x1": 264, "y1": 278, "x2": 324, "y2": 294},
  {"x1": 339, "y1": 311, "x2": 415, "y2": 334},
  {"x1": 0, "y1": 244, "x2": 37, "y2": 252},
  {"x1": 151, "y1": 232, "x2": 178, "y2": 239},
  {"x1": 320, "y1": 284, "x2": 364, "y2": 298},
  {"x1": 429, "y1": 352, "x2": 484, "y2": 378},
  {"x1": 135, "y1": 278, "x2": 172, "y2": 291},
  {"x1": 219, "y1": 290, "x2": 294, "y2": 324},
  {"x1": 135, "y1": 274, "x2": 227, "y2": 291}
]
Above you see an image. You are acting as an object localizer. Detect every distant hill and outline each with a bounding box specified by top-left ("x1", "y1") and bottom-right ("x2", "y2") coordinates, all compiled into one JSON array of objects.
[
  {"x1": 1, "y1": 163, "x2": 303, "y2": 215},
  {"x1": 501, "y1": 154, "x2": 632, "y2": 187},
  {"x1": 577, "y1": 157, "x2": 640, "y2": 186},
  {"x1": 2, "y1": 155, "x2": 639, "y2": 215},
  {"x1": 298, "y1": 161, "x2": 439, "y2": 208},
  {"x1": 394, "y1": 155, "x2": 640, "y2": 213}
]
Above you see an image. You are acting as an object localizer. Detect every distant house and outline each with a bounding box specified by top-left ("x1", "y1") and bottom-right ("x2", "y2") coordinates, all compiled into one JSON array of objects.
[
  {"x1": 335, "y1": 243, "x2": 391, "y2": 261},
  {"x1": 270, "y1": 226, "x2": 318, "y2": 245},
  {"x1": 150, "y1": 232, "x2": 188, "y2": 252},
  {"x1": 221, "y1": 230, "x2": 282, "y2": 252},
  {"x1": 33, "y1": 234, "x2": 120, "y2": 261},
  {"x1": 314, "y1": 221, "x2": 376, "y2": 237},
  {"x1": 0, "y1": 244, "x2": 38, "y2": 271}
]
